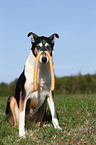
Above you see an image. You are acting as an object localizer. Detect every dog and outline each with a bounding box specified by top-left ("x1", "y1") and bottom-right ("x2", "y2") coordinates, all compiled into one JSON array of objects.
[{"x1": 6, "y1": 32, "x2": 61, "y2": 137}]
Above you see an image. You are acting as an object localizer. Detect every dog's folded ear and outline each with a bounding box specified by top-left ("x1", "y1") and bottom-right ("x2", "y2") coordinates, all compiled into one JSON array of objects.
[
  {"x1": 27, "y1": 32, "x2": 38, "y2": 43},
  {"x1": 49, "y1": 33, "x2": 59, "y2": 43}
]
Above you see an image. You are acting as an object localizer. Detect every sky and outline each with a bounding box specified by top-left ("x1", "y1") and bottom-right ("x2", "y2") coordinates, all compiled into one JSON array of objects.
[{"x1": 0, "y1": 0, "x2": 96, "y2": 83}]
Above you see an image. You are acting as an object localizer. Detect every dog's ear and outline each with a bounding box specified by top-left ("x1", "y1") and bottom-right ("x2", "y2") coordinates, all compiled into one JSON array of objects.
[
  {"x1": 27, "y1": 32, "x2": 38, "y2": 43},
  {"x1": 49, "y1": 33, "x2": 59, "y2": 43}
]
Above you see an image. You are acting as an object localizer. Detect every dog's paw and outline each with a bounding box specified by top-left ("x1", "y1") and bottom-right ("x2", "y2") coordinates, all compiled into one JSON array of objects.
[
  {"x1": 19, "y1": 134, "x2": 26, "y2": 138},
  {"x1": 52, "y1": 118, "x2": 62, "y2": 130},
  {"x1": 54, "y1": 124, "x2": 62, "y2": 130},
  {"x1": 56, "y1": 126, "x2": 62, "y2": 130},
  {"x1": 19, "y1": 131, "x2": 26, "y2": 138}
]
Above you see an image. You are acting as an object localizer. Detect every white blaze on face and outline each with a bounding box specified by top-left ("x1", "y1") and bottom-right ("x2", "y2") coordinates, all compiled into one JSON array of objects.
[{"x1": 39, "y1": 53, "x2": 49, "y2": 63}]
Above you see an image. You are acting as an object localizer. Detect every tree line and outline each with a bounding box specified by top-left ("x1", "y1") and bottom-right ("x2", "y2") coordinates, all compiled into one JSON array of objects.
[
  {"x1": 0, "y1": 73, "x2": 96, "y2": 96},
  {"x1": 55, "y1": 73, "x2": 96, "y2": 94}
]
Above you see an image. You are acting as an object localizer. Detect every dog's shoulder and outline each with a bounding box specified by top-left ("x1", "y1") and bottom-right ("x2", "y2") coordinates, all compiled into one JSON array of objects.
[{"x1": 24, "y1": 51, "x2": 36, "y2": 82}]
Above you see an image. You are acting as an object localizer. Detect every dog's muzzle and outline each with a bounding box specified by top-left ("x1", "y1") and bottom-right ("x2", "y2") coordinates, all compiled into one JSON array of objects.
[
  {"x1": 42, "y1": 56, "x2": 47, "y2": 63},
  {"x1": 39, "y1": 52, "x2": 48, "y2": 64}
]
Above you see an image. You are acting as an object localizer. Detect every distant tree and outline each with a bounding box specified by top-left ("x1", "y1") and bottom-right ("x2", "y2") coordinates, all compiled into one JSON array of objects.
[{"x1": 0, "y1": 73, "x2": 96, "y2": 96}]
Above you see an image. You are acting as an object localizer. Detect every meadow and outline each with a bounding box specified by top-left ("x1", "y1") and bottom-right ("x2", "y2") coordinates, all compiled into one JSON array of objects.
[{"x1": 0, "y1": 94, "x2": 96, "y2": 144}]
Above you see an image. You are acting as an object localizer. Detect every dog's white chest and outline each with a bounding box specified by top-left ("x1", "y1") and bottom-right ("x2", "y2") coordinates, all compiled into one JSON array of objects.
[{"x1": 24, "y1": 51, "x2": 51, "y2": 113}]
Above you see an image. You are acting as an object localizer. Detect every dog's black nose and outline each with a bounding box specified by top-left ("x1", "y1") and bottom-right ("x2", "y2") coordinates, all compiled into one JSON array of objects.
[{"x1": 42, "y1": 57, "x2": 47, "y2": 63}]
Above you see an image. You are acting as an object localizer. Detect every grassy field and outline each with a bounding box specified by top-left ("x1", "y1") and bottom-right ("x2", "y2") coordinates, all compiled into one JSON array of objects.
[{"x1": 0, "y1": 94, "x2": 96, "y2": 144}]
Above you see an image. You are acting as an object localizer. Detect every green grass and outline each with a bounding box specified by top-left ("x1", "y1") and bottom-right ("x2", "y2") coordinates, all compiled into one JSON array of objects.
[{"x1": 0, "y1": 94, "x2": 96, "y2": 144}]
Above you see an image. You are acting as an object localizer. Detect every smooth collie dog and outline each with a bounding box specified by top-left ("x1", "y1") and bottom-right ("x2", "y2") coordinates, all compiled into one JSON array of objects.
[{"x1": 6, "y1": 32, "x2": 61, "y2": 137}]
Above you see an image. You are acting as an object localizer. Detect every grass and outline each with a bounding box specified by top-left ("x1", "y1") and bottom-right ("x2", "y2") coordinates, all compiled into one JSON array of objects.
[{"x1": 0, "y1": 94, "x2": 96, "y2": 144}]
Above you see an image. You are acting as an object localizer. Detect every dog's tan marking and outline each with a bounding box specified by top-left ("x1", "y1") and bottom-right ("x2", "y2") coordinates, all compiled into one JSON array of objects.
[
  {"x1": 30, "y1": 95, "x2": 38, "y2": 108},
  {"x1": 10, "y1": 96, "x2": 18, "y2": 126},
  {"x1": 33, "y1": 51, "x2": 55, "y2": 91},
  {"x1": 19, "y1": 96, "x2": 26, "y2": 112},
  {"x1": 19, "y1": 91, "x2": 27, "y2": 112}
]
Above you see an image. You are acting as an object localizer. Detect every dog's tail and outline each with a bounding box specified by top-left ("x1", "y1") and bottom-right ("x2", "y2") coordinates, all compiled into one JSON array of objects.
[{"x1": 6, "y1": 96, "x2": 19, "y2": 126}]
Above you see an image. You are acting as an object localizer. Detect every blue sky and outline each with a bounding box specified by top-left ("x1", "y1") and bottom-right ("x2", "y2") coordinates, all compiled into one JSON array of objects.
[{"x1": 0, "y1": 0, "x2": 96, "y2": 83}]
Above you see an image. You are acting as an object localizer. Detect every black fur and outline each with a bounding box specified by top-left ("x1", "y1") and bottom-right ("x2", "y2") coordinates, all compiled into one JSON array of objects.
[
  {"x1": 28, "y1": 32, "x2": 59, "y2": 57},
  {"x1": 31, "y1": 37, "x2": 54, "y2": 57},
  {"x1": 6, "y1": 96, "x2": 12, "y2": 120},
  {"x1": 14, "y1": 71, "x2": 26, "y2": 107}
]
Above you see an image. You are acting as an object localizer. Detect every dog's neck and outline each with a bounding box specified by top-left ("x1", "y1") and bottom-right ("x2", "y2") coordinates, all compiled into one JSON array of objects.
[{"x1": 25, "y1": 50, "x2": 36, "y2": 70}]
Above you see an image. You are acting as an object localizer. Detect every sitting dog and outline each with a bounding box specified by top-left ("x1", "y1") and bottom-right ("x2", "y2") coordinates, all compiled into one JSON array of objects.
[{"x1": 6, "y1": 32, "x2": 61, "y2": 137}]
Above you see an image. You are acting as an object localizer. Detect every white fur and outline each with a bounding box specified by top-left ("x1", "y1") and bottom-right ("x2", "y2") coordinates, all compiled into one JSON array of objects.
[
  {"x1": 19, "y1": 111, "x2": 25, "y2": 137},
  {"x1": 45, "y1": 43, "x2": 49, "y2": 47},
  {"x1": 52, "y1": 50, "x2": 54, "y2": 57},
  {"x1": 39, "y1": 55, "x2": 49, "y2": 63},
  {"x1": 14, "y1": 104, "x2": 19, "y2": 121},
  {"x1": 38, "y1": 42, "x2": 43, "y2": 47},
  {"x1": 25, "y1": 51, "x2": 35, "y2": 87}
]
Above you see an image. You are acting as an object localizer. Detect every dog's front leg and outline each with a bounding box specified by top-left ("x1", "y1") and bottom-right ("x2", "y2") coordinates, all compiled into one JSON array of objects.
[
  {"x1": 19, "y1": 96, "x2": 27, "y2": 137},
  {"x1": 47, "y1": 91, "x2": 62, "y2": 130}
]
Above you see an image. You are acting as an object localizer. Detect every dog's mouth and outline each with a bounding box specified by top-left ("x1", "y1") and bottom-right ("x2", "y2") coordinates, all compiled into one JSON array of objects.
[{"x1": 39, "y1": 52, "x2": 49, "y2": 64}]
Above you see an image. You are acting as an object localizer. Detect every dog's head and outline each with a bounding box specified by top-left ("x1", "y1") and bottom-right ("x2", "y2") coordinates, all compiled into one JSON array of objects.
[{"x1": 27, "y1": 32, "x2": 59, "y2": 64}]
